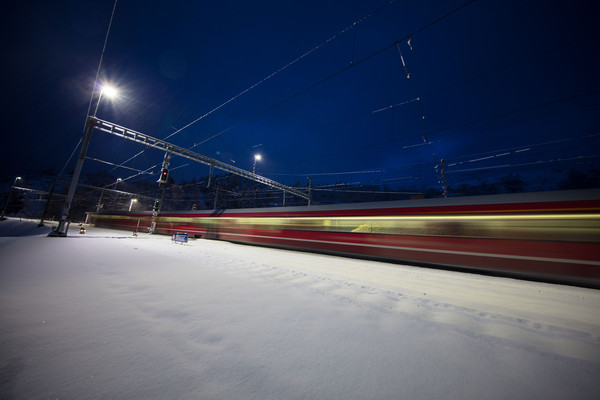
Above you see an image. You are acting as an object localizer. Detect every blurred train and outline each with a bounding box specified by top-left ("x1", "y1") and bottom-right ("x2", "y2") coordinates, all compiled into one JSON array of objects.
[{"x1": 87, "y1": 189, "x2": 600, "y2": 288}]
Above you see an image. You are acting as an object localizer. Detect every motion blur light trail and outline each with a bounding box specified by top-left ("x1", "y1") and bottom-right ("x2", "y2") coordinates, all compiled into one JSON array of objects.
[{"x1": 89, "y1": 189, "x2": 600, "y2": 288}]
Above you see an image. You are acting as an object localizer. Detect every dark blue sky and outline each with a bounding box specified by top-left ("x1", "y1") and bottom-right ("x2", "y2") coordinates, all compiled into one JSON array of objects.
[{"x1": 2, "y1": 0, "x2": 599, "y2": 190}]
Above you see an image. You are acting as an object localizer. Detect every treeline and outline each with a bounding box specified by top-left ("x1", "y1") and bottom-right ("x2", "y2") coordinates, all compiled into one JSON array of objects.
[{"x1": 1, "y1": 168, "x2": 599, "y2": 222}]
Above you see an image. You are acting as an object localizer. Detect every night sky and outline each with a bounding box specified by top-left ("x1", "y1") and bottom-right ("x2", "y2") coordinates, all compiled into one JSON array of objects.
[{"x1": 2, "y1": 0, "x2": 599, "y2": 190}]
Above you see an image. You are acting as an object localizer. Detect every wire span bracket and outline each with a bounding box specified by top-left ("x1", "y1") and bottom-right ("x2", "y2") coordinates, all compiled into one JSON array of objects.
[
  {"x1": 91, "y1": 117, "x2": 311, "y2": 201},
  {"x1": 395, "y1": 41, "x2": 410, "y2": 79}
]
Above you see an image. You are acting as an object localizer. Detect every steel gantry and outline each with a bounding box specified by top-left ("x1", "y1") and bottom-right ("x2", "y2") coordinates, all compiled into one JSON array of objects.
[
  {"x1": 50, "y1": 116, "x2": 311, "y2": 236},
  {"x1": 91, "y1": 117, "x2": 310, "y2": 200}
]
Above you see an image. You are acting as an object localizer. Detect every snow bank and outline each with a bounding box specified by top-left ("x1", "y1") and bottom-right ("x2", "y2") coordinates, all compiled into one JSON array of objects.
[{"x1": 1, "y1": 221, "x2": 599, "y2": 399}]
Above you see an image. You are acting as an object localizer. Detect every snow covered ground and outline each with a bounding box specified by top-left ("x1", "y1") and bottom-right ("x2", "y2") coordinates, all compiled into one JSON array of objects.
[{"x1": 1, "y1": 218, "x2": 599, "y2": 399}]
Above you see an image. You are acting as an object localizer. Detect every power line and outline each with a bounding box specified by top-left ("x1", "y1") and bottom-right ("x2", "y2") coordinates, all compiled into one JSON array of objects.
[
  {"x1": 188, "y1": 41, "x2": 400, "y2": 151},
  {"x1": 271, "y1": 169, "x2": 384, "y2": 177},
  {"x1": 445, "y1": 133, "x2": 600, "y2": 168},
  {"x1": 186, "y1": 0, "x2": 478, "y2": 150},
  {"x1": 105, "y1": 0, "x2": 402, "y2": 174},
  {"x1": 253, "y1": 32, "x2": 597, "y2": 173},
  {"x1": 86, "y1": 156, "x2": 154, "y2": 174},
  {"x1": 84, "y1": 0, "x2": 119, "y2": 125},
  {"x1": 163, "y1": 0, "x2": 400, "y2": 143},
  {"x1": 257, "y1": 97, "x2": 421, "y2": 150},
  {"x1": 282, "y1": 90, "x2": 600, "y2": 167},
  {"x1": 312, "y1": 187, "x2": 420, "y2": 195},
  {"x1": 445, "y1": 154, "x2": 600, "y2": 175},
  {"x1": 103, "y1": 0, "x2": 478, "y2": 182}
]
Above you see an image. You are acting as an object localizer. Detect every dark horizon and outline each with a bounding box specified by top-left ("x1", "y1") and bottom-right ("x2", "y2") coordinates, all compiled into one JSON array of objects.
[{"x1": 2, "y1": 0, "x2": 599, "y2": 192}]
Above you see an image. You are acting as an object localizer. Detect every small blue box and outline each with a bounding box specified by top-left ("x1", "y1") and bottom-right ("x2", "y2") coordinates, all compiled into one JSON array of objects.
[{"x1": 171, "y1": 232, "x2": 188, "y2": 243}]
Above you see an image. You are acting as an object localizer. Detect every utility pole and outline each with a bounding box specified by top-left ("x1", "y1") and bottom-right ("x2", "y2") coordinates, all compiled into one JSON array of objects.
[
  {"x1": 49, "y1": 116, "x2": 95, "y2": 236},
  {"x1": 1, "y1": 176, "x2": 21, "y2": 220},
  {"x1": 440, "y1": 159, "x2": 448, "y2": 198},
  {"x1": 213, "y1": 186, "x2": 219, "y2": 210},
  {"x1": 149, "y1": 151, "x2": 171, "y2": 234},
  {"x1": 39, "y1": 177, "x2": 57, "y2": 226},
  {"x1": 207, "y1": 164, "x2": 214, "y2": 188},
  {"x1": 149, "y1": 198, "x2": 160, "y2": 234},
  {"x1": 112, "y1": 178, "x2": 122, "y2": 208},
  {"x1": 308, "y1": 177, "x2": 313, "y2": 206},
  {"x1": 96, "y1": 187, "x2": 105, "y2": 212}
]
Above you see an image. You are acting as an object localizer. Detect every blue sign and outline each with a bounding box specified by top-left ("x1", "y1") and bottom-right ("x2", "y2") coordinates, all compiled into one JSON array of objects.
[{"x1": 172, "y1": 232, "x2": 188, "y2": 243}]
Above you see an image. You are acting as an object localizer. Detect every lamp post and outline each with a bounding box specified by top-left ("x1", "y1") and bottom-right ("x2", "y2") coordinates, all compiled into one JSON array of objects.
[
  {"x1": 128, "y1": 198, "x2": 137, "y2": 212},
  {"x1": 112, "y1": 178, "x2": 122, "y2": 207},
  {"x1": 1, "y1": 176, "x2": 21, "y2": 220},
  {"x1": 50, "y1": 83, "x2": 118, "y2": 236},
  {"x1": 96, "y1": 188, "x2": 105, "y2": 212},
  {"x1": 253, "y1": 154, "x2": 262, "y2": 174}
]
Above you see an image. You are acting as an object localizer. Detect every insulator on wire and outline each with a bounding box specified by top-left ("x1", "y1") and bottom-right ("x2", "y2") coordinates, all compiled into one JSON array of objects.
[{"x1": 395, "y1": 42, "x2": 410, "y2": 79}]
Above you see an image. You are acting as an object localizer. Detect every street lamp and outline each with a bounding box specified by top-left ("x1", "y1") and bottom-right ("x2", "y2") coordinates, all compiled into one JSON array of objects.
[
  {"x1": 93, "y1": 83, "x2": 118, "y2": 117},
  {"x1": 1, "y1": 176, "x2": 21, "y2": 220},
  {"x1": 128, "y1": 198, "x2": 137, "y2": 212},
  {"x1": 253, "y1": 154, "x2": 262, "y2": 174}
]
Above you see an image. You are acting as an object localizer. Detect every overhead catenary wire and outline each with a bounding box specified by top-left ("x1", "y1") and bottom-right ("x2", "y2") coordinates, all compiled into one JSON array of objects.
[
  {"x1": 87, "y1": 0, "x2": 597, "y2": 197},
  {"x1": 164, "y1": 0, "x2": 400, "y2": 143},
  {"x1": 363, "y1": 139, "x2": 600, "y2": 188},
  {"x1": 48, "y1": 1, "x2": 118, "y2": 187},
  {"x1": 103, "y1": 0, "x2": 479, "y2": 185},
  {"x1": 283, "y1": 90, "x2": 600, "y2": 168},
  {"x1": 112, "y1": 164, "x2": 158, "y2": 186},
  {"x1": 444, "y1": 133, "x2": 600, "y2": 168},
  {"x1": 298, "y1": 30, "x2": 598, "y2": 162},
  {"x1": 270, "y1": 169, "x2": 384, "y2": 177},
  {"x1": 280, "y1": 128, "x2": 599, "y2": 189},
  {"x1": 84, "y1": 0, "x2": 119, "y2": 125},
  {"x1": 444, "y1": 154, "x2": 600, "y2": 175},
  {"x1": 107, "y1": 0, "x2": 401, "y2": 173},
  {"x1": 263, "y1": 32, "x2": 598, "y2": 177},
  {"x1": 86, "y1": 156, "x2": 154, "y2": 174},
  {"x1": 190, "y1": 0, "x2": 478, "y2": 151},
  {"x1": 312, "y1": 187, "x2": 421, "y2": 195},
  {"x1": 188, "y1": 40, "x2": 420, "y2": 150},
  {"x1": 207, "y1": 96, "x2": 421, "y2": 156},
  {"x1": 43, "y1": 0, "x2": 119, "y2": 221}
]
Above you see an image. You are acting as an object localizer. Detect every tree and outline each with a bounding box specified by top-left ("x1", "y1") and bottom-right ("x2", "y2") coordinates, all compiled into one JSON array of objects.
[
  {"x1": 559, "y1": 169, "x2": 600, "y2": 190},
  {"x1": 501, "y1": 173, "x2": 525, "y2": 193},
  {"x1": 1, "y1": 191, "x2": 25, "y2": 216}
]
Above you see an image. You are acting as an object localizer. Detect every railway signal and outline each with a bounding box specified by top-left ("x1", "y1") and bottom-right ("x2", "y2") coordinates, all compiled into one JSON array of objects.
[
  {"x1": 158, "y1": 168, "x2": 169, "y2": 183},
  {"x1": 91, "y1": 118, "x2": 310, "y2": 201}
]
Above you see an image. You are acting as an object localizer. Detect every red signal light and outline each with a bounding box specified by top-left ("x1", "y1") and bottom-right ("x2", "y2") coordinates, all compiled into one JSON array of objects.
[{"x1": 159, "y1": 168, "x2": 168, "y2": 182}]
